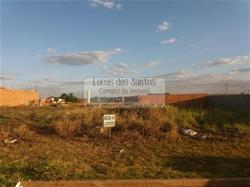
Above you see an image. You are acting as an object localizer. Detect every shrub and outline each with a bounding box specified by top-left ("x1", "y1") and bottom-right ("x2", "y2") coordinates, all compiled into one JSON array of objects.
[
  {"x1": 51, "y1": 119, "x2": 81, "y2": 138},
  {"x1": 12, "y1": 124, "x2": 34, "y2": 140}
]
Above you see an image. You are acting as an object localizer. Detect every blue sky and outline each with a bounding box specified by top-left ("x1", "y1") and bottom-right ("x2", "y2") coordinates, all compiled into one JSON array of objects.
[{"x1": 1, "y1": 0, "x2": 249, "y2": 96}]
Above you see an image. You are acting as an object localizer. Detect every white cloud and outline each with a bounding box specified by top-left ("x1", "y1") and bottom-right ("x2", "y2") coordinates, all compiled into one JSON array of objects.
[
  {"x1": 155, "y1": 69, "x2": 250, "y2": 94},
  {"x1": 43, "y1": 48, "x2": 122, "y2": 65},
  {"x1": 157, "y1": 70, "x2": 234, "y2": 84},
  {"x1": 157, "y1": 69, "x2": 190, "y2": 80},
  {"x1": 201, "y1": 56, "x2": 250, "y2": 67},
  {"x1": 229, "y1": 67, "x2": 250, "y2": 74},
  {"x1": 33, "y1": 77, "x2": 85, "y2": 86},
  {"x1": 140, "y1": 61, "x2": 160, "y2": 68},
  {"x1": 103, "y1": 60, "x2": 160, "y2": 76},
  {"x1": 0, "y1": 74, "x2": 14, "y2": 81},
  {"x1": 189, "y1": 44, "x2": 199, "y2": 48},
  {"x1": 112, "y1": 48, "x2": 123, "y2": 54},
  {"x1": 115, "y1": 3, "x2": 122, "y2": 10},
  {"x1": 89, "y1": 0, "x2": 122, "y2": 10},
  {"x1": 33, "y1": 77, "x2": 63, "y2": 85},
  {"x1": 161, "y1": 38, "x2": 176, "y2": 45},
  {"x1": 47, "y1": 48, "x2": 56, "y2": 53},
  {"x1": 116, "y1": 62, "x2": 128, "y2": 68},
  {"x1": 189, "y1": 44, "x2": 204, "y2": 49},
  {"x1": 103, "y1": 62, "x2": 139, "y2": 76},
  {"x1": 191, "y1": 73, "x2": 232, "y2": 84},
  {"x1": 156, "y1": 21, "x2": 170, "y2": 31}
]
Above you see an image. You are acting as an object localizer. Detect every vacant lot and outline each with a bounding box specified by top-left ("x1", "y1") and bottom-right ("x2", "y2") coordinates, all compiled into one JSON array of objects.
[{"x1": 0, "y1": 105, "x2": 250, "y2": 186}]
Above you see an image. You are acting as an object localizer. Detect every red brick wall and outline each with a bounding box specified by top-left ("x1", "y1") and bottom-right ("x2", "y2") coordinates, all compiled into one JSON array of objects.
[
  {"x1": 137, "y1": 93, "x2": 207, "y2": 107},
  {"x1": 138, "y1": 94, "x2": 165, "y2": 105},
  {"x1": 165, "y1": 94, "x2": 207, "y2": 107}
]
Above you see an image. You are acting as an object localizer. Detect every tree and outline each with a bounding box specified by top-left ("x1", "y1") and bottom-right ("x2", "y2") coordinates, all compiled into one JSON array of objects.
[
  {"x1": 67, "y1": 93, "x2": 78, "y2": 103},
  {"x1": 59, "y1": 93, "x2": 78, "y2": 103},
  {"x1": 60, "y1": 93, "x2": 68, "y2": 101}
]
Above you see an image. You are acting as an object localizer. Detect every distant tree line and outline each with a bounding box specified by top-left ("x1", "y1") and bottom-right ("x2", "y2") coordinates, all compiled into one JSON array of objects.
[{"x1": 59, "y1": 93, "x2": 79, "y2": 103}]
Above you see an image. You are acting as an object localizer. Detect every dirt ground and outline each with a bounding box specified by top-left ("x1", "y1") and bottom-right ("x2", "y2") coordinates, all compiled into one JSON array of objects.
[{"x1": 0, "y1": 105, "x2": 250, "y2": 186}]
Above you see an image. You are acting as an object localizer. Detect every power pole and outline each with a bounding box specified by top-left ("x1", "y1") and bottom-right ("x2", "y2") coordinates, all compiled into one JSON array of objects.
[
  {"x1": 220, "y1": 80, "x2": 229, "y2": 95},
  {"x1": 226, "y1": 81, "x2": 228, "y2": 95}
]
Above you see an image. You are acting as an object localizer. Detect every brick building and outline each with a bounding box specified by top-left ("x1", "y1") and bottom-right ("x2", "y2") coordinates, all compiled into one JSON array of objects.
[{"x1": 0, "y1": 87, "x2": 39, "y2": 106}]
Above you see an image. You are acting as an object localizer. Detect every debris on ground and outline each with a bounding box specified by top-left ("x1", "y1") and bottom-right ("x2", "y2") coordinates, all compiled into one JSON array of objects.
[
  {"x1": 119, "y1": 149, "x2": 125, "y2": 154},
  {"x1": 99, "y1": 127, "x2": 105, "y2": 134},
  {"x1": 200, "y1": 135, "x2": 207, "y2": 139},
  {"x1": 15, "y1": 181, "x2": 22, "y2": 187},
  {"x1": 4, "y1": 138, "x2": 18, "y2": 144},
  {"x1": 181, "y1": 128, "x2": 197, "y2": 137},
  {"x1": 96, "y1": 126, "x2": 105, "y2": 134},
  {"x1": 181, "y1": 128, "x2": 208, "y2": 140}
]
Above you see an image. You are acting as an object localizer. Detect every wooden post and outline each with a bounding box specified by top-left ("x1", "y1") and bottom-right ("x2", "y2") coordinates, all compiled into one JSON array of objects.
[{"x1": 109, "y1": 127, "x2": 112, "y2": 139}]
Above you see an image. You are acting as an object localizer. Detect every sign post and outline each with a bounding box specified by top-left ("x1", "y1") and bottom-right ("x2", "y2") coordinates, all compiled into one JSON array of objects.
[{"x1": 103, "y1": 114, "x2": 115, "y2": 139}]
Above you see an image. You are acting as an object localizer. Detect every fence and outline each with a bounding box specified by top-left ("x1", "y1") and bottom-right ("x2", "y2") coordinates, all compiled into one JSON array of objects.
[
  {"x1": 206, "y1": 94, "x2": 250, "y2": 110},
  {"x1": 164, "y1": 94, "x2": 250, "y2": 110}
]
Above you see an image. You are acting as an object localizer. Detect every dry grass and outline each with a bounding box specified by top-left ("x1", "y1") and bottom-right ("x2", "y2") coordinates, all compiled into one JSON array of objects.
[{"x1": 0, "y1": 105, "x2": 250, "y2": 186}]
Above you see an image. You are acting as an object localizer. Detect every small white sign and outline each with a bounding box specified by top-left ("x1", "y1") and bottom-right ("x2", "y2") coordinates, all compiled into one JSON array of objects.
[{"x1": 103, "y1": 114, "x2": 115, "y2": 127}]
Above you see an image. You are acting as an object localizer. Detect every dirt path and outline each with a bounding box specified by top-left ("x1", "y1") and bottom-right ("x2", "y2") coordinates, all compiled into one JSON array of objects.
[{"x1": 19, "y1": 178, "x2": 250, "y2": 187}]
